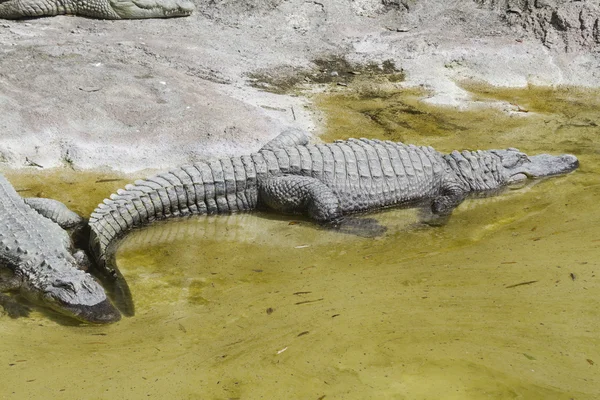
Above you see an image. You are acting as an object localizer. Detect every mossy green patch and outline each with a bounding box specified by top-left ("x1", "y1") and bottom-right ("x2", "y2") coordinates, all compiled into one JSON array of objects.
[
  {"x1": 247, "y1": 55, "x2": 404, "y2": 94},
  {"x1": 316, "y1": 82, "x2": 600, "y2": 158}
]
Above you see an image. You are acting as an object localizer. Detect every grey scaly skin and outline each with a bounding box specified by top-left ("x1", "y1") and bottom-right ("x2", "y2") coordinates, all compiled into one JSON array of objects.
[
  {"x1": 0, "y1": 174, "x2": 120, "y2": 324},
  {"x1": 89, "y1": 131, "x2": 579, "y2": 315},
  {"x1": 0, "y1": 0, "x2": 194, "y2": 19}
]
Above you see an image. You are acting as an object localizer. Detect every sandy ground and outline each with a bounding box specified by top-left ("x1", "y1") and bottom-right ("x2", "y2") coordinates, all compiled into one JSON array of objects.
[{"x1": 1, "y1": 0, "x2": 599, "y2": 172}]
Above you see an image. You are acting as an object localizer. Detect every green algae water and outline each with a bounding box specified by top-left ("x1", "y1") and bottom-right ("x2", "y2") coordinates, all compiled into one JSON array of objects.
[{"x1": 1, "y1": 85, "x2": 599, "y2": 399}]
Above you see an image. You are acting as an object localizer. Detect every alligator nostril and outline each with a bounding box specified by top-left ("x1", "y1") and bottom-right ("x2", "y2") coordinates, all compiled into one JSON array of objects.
[{"x1": 561, "y1": 154, "x2": 579, "y2": 169}]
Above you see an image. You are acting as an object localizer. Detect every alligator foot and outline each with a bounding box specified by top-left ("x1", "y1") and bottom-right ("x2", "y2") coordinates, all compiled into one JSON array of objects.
[
  {"x1": 0, "y1": 294, "x2": 31, "y2": 318},
  {"x1": 419, "y1": 207, "x2": 451, "y2": 227}
]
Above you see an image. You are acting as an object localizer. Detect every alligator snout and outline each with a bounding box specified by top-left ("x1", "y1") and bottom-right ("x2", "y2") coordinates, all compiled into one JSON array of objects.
[
  {"x1": 62, "y1": 298, "x2": 122, "y2": 324},
  {"x1": 519, "y1": 153, "x2": 579, "y2": 178},
  {"x1": 40, "y1": 269, "x2": 123, "y2": 324}
]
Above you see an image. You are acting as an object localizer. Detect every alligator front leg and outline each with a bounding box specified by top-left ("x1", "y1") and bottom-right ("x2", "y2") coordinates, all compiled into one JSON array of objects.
[
  {"x1": 24, "y1": 197, "x2": 84, "y2": 229},
  {"x1": 431, "y1": 182, "x2": 467, "y2": 216},
  {"x1": 0, "y1": 269, "x2": 30, "y2": 318},
  {"x1": 424, "y1": 180, "x2": 467, "y2": 226},
  {"x1": 259, "y1": 175, "x2": 343, "y2": 223}
]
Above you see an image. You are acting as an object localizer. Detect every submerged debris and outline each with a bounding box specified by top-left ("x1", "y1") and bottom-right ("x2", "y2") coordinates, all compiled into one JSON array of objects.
[
  {"x1": 505, "y1": 280, "x2": 538, "y2": 289},
  {"x1": 295, "y1": 298, "x2": 324, "y2": 305}
]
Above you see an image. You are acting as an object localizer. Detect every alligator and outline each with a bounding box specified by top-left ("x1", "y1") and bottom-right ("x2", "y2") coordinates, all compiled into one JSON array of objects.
[
  {"x1": 0, "y1": 0, "x2": 194, "y2": 19},
  {"x1": 88, "y1": 131, "x2": 579, "y2": 314},
  {"x1": 0, "y1": 174, "x2": 120, "y2": 323}
]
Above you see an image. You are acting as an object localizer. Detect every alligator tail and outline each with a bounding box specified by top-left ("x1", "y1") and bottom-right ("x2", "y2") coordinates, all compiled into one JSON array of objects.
[{"x1": 88, "y1": 157, "x2": 259, "y2": 313}]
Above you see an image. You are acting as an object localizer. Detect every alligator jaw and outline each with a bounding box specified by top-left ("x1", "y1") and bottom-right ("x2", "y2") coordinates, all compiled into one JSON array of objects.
[
  {"x1": 35, "y1": 265, "x2": 123, "y2": 324},
  {"x1": 49, "y1": 297, "x2": 121, "y2": 324},
  {"x1": 110, "y1": 0, "x2": 194, "y2": 18}
]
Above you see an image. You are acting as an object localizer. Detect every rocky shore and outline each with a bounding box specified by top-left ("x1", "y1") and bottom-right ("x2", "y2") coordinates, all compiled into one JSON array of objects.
[{"x1": 1, "y1": 0, "x2": 598, "y2": 171}]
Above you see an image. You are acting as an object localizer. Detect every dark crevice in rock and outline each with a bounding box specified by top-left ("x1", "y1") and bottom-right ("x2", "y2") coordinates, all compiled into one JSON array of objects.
[{"x1": 474, "y1": 0, "x2": 600, "y2": 51}]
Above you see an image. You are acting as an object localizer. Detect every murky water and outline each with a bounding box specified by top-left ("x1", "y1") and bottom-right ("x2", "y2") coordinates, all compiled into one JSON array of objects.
[{"x1": 1, "y1": 85, "x2": 599, "y2": 399}]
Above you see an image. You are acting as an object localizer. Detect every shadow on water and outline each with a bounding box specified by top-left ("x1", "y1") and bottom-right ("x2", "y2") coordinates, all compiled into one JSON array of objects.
[
  {"x1": 1, "y1": 84, "x2": 599, "y2": 399},
  {"x1": 71, "y1": 220, "x2": 136, "y2": 317},
  {"x1": 91, "y1": 258, "x2": 136, "y2": 318}
]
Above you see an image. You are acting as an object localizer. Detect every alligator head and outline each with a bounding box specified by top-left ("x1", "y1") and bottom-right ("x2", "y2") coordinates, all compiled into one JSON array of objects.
[
  {"x1": 446, "y1": 148, "x2": 579, "y2": 193},
  {"x1": 492, "y1": 149, "x2": 580, "y2": 184},
  {"x1": 0, "y1": 0, "x2": 194, "y2": 19},
  {"x1": 21, "y1": 258, "x2": 121, "y2": 324},
  {"x1": 108, "y1": 0, "x2": 194, "y2": 19}
]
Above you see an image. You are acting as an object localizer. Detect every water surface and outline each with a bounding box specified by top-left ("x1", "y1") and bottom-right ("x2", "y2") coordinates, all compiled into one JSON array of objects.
[{"x1": 1, "y1": 85, "x2": 599, "y2": 399}]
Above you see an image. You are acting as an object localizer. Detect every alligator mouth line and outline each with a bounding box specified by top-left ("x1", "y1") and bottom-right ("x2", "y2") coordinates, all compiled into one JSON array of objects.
[
  {"x1": 121, "y1": 0, "x2": 194, "y2": 16},
  {"x1": 512, "y1": 154, "x2": 579, "y2": 181},
  {"x1": 132, "y1": 7, "x2": 193, "y2": 16},
  {"x1": 51, "y1": 298, "x2": 121, "y2": 324}
]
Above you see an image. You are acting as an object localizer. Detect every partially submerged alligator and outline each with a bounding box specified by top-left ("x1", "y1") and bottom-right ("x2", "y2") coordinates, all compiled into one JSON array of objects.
[
  {"x1": 89, "y1": 131, "x2": 579, "y2": 314},
  {"x1": 0, "y1": 0, "x2": 193, "y2": 19},
  {"x1": 0, "y1": 174, "x2": 120, "y2": 323}
]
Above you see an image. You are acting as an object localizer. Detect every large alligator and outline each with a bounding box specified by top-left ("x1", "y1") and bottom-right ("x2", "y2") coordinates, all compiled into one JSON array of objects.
[
  {"x1": 0, "y1": 174, "x2": 120, "y2": 323},
  {"x1": 0, "y1": 0, "x2": 193, "y2": 19},
  {"x1": 88, "y1": 131, "x2": 579, "y2": 313}
]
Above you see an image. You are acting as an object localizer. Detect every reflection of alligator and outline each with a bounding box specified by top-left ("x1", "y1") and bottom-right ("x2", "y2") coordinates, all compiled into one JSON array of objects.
[
  {"x1": 0, "y1": 174, "x2": 120, "y2": 323},
  {"x1": 89, "y1": 130, "x2": 579, "y2": 313},
  {"x1": 0, "y1": 0, "x2": 193, "y2": 19}
]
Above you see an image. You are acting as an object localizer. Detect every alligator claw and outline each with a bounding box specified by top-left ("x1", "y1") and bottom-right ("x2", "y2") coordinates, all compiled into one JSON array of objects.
[
  {"x1": 421, "y1": 213, "x2": 451, "y2": 227},
  {"x1": 325, "y1": 217, "x2": 387, "y2": 238},
  {"x1": 418, "y1": 206, "x2": 451, "y2": 227}
]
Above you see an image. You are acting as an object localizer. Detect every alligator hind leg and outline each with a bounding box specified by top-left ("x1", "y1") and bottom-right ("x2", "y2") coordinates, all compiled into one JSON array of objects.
[
  {"x1": 259, "y1": 175, "x2": 343, "y2": 223},
  {"x1": 261, "y1": 129, "x2": 309, "y2": 151},
  {"x1": 24, "y1": 197, "x2": 84, "y2": 229}
]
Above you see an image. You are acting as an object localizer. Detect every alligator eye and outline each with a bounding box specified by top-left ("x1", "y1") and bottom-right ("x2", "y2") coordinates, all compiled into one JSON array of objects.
[
  {"x1": 504, "y1": 152, "x2": 530, "y2": 168},
  {"x1": 512, "y1": 154, "x2": 530, "y2": 167},
  {"x1": 54, "y1": 280, "x2": 75, "y2": 291}
]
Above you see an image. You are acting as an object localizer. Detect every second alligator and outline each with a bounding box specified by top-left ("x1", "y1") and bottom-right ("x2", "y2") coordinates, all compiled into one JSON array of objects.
[{"x1": 89, "y1": 131, "x2": 579, "y2": 310}]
